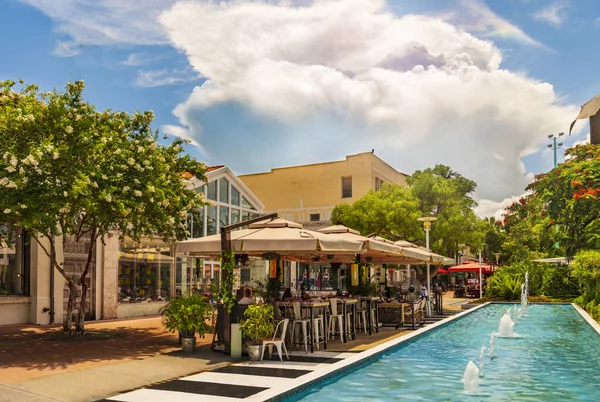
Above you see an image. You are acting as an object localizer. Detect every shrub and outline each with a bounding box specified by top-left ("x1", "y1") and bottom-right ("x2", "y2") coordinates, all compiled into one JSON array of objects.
[
  {"x1": 240, "y1": 304, "x2": 274, "y2": 344},
  {"x1": 161, "y1": 293, "x2": 213, "y2": 338}
]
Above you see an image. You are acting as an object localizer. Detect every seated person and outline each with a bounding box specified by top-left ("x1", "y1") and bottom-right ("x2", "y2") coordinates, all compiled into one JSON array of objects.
[
  {"x1": 238, "y1": 288, "x2": 254, "y2": 305},
  {"x1": 300, "y1": 288, "x2": 311, "y2": 300},
  {"x1": 281, "y1": 287, "x2": 293, "y2": 302}
]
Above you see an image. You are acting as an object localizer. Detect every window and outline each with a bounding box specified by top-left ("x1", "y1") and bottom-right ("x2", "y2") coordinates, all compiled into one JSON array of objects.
[
  {"x1": 242, "y1": 211, "x2": 250, "y2": 222},
  {"x1": 375, "y1": 177, "x2": 384, "y2": 191},
  {"x1": 0, "y1": 225, "x2": 28, "y2": 296},
  {"x1": 342, "y1": 176, "x2": 352, "y2": 198},
  {"x1": 231, "y1": 186, "x2": 240, "y2": 206},
  {"x1": 310, "y1": 213, "x2": 320, "y2": 222},
  {"x1": 195, "y1": 184, "x2": 205, "y2": 195},
  {"x1": 207, "y1": 181, "x2": 217, "y2": 201},
  {"x1": 117, "y1": 242, "x2": 172, "y2": 303},
  {"x1": 231, "y1": 209, "x2": 240, "y2": 224},
  {"x1": 219, "y1": 206, "x2": 229, "y2": 229},
  {"x1": 192, "y1": 209, "x2": 204, "y2": 238},
  {"x1": 219, "y1": 178, "x2": 229, "y2": 203},
  {"x1": 242, "y1": 196, "x2": 255, "y2": 210},
  {"x1": 207, "y1": 205, "x2": 217, "y2": 235}
]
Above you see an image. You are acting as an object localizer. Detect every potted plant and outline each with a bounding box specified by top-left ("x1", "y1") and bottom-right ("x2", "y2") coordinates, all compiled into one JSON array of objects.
[
  {"x1": 161, "y1": 293, "x2": 213, "y2": 353},
  {"x1": 239, "y1": 304, "x2": 275, "y2": 361}
]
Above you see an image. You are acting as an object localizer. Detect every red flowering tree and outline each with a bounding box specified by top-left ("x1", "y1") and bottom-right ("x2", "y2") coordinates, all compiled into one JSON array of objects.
[{"x1": 527, "y1": 144, "x2": 600, "y2": 256}]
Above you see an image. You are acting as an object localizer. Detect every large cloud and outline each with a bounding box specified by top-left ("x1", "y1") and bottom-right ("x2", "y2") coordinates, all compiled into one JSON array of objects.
[
  {"x1": 158, "y1": 0, "x2": 579, "y2": 201},
  {"x1": 21, "y1": 0, "x2": 582, "y2": 203}
]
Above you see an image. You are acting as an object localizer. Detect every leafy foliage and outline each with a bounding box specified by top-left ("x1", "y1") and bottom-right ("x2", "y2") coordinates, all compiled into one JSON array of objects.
[
  {"x1": 219, "y1": 249, "x2": 236, "y2": 313},
  {"x1": 572, "y1": 250, "x2": 600, "y2": 313},
  {"x1": 161, "y1": 293, "x2": 213, "y2": 338},
  {"x1": 0, "y1": 79, "x2": 208, "y2": 333},
  {"x1": 239, "y1": 304, "x2": 274, "y2": 343},
  {"x1": 332, "y1": 164, "x2": 485, "y2": 257}
]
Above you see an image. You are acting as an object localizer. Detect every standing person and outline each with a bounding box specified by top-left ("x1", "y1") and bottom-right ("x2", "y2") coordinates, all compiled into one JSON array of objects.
[{"x1": 420, "y1": 282, "x2": 428, "y2": 299}]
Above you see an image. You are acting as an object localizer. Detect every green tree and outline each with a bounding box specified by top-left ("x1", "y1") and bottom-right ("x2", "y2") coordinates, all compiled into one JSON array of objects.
[
  {"x1": 0, "y1": 79, "x2": 207, "y2": 334},
  {"x1": 331, "y1": 184, "x2": 421, "y2": 240},
  {"x1": 332, "y1": 164, "x2": 486, "y2": 257}
]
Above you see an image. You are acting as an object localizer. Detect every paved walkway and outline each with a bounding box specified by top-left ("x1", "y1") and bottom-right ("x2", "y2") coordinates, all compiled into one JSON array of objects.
[{"x1": 0, "y1": 292, "x2": 473, "y2": 402}]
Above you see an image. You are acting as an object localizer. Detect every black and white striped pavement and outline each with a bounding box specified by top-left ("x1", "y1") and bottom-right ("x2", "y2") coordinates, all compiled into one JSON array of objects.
[{"x1": 97, "y1": 350, "x2": 357, "y2": 402}]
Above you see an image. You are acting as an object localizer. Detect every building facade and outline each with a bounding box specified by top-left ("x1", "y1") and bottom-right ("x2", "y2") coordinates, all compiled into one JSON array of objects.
[
  {"x1": 0, "y1": 166, "x2": 266, "y2": 325},
  {"x1": 239, "y1": 151, "x2": 408, "y2": 225}
]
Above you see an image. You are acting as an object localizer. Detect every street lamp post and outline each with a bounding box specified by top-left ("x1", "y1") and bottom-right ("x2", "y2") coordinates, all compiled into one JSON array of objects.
[
  {"x1": 547, "y1": 133, "x2": 564, "y2": 168},
  {"x1": 418, "y1": 216, "x2": 437, "y2": 317}
]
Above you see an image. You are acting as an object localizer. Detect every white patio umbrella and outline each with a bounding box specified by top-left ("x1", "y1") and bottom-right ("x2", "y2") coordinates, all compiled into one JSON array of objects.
[
  {"x1": 177, "y1": 217, "x2": 365, "y2": 258},
  {"x1": 317, "y1": 225, "x2": 401, "y2": 255}
]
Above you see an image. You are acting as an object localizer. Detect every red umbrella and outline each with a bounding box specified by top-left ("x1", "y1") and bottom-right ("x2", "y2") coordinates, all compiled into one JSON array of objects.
[
  {"x1": 437, "y1": 268, "x2": 449, "y2": 274},
  {"x1": 448, "y1": 261, "x2": 492, "y2": 274}
]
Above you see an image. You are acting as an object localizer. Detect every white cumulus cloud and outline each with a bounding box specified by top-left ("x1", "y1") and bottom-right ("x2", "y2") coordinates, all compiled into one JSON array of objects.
[{"x1": 158, "y1": 0, "x2": 579, "y2": 201}]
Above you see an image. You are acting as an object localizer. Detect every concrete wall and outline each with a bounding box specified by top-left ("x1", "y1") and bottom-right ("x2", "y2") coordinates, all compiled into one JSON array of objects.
[
  {"x1": 239, "y1": 152, "x2": 408, "y2": 223},
  {"x1": 29, "y1": 237, "x2": 65, "y2": 325},
  {"x1": 116, "y1": 302, "x2": 167, "y2": 319},
  {"x1": 0, "y1": 297, "x2": 30, "y2": 325},
  {"x1": 100, "y1": 231, "x2": 119, "y2": 320}
]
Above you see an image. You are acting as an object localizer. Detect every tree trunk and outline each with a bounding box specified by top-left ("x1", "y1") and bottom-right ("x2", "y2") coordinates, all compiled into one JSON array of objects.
[
  {"x1": 75, "y1": 229, "x2": 98, "y2": 335},
  {"x1": 64, "y1": 280, "x2": 77, "y2": 334}
]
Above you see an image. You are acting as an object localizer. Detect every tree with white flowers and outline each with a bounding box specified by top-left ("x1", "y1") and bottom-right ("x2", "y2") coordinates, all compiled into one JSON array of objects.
[{"x1": 0, "y1": 79, "x2": 207, "y2": 334}]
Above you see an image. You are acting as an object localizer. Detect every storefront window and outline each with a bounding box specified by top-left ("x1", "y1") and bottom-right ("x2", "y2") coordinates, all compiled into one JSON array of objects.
[
  {"x1": 242, "y1": 196, "x2": 255, "y2": 210},
  {"x1": 0, "y1": 225, "x2": 28, "y2": 296},
  {"x1": 219, "y1": 178, "x2": 229, "y2": 203},
  {"x1": 231, "y1": 209, "x2": 240, "y2": 224},
  {"x1": 192, "y1": 209, "x2": 204, "y2": 238},
  {"x1": 242, "y1": 210, "x2": 250, "y2": 222},
  {"x1": 207, "y1": 205, "x2": 217, "y2": 235},
  {"x1": 231, "y1": 186, "x2": 240, "y2": 206},
  {"x1": 207, "y1": 181, "x2": 217, "y2": 201},
  {"x1": 219, "y1": 206, "x2": 229, "y2": 228},
  {"x1": 117, "y1": 245, "x2": 172, "y2": 303},
  {"x1": 298, "y1": 263, "x2": 334, "y2": 291}
]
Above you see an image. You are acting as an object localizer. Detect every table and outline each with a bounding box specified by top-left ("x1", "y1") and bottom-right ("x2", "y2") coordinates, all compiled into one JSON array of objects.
[
  {"x1": 377, "y1": 302, "x2": 407, "y2": 329},
  {"x1": 278, "y1": 301, "x2": 328, "y2": 353},
  {"x1": 357, "y1": 297, "x2": 380, "y2": 335}
]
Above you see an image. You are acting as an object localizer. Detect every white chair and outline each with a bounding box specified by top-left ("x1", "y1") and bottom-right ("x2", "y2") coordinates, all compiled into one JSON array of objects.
[
  {"x1": 328, "y1": 299, "x2": 344, "y2": 342},
  {"x1": 261, "y1": 318, "x2": 290, "y2": 361},
  {"x1": 290, "y1": 302, "x2": 310, "y2": 353},
  {"x1": 356, "y1": 302, "x2": 368, "y2": 335}
]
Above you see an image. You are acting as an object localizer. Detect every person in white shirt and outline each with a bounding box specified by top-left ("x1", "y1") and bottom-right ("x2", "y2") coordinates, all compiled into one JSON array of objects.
[
  {"x1": 420, "y1": 283, "x2": 428, "y2": 298},
  {"x1": 238, "y1": 288, "x2": 254, "y2": 305}
]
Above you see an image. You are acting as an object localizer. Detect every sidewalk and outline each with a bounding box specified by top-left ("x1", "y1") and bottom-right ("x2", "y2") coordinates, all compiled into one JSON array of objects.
[
  {"x1": 0, "y1": 316, "x2": 232, "y2": 401},
  {"x1": 0, "y1": 294, "x2": 473, "y2": 402}
]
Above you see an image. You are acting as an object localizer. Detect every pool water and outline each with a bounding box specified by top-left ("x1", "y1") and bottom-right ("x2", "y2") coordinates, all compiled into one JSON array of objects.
[{"x1": 289, "y1": 304, "x2": 600, "y2": 401}]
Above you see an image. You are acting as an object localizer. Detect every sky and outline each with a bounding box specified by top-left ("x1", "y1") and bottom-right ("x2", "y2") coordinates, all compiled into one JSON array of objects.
[{"x1": 1, "y1": 0, "x2": 599, "y2": 219}]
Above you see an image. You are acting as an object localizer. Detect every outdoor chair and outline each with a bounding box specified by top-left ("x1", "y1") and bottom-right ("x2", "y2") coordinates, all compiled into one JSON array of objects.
[
  {"x1": 328, "y1": 298, "x2": 344, "y2": 342},
  {"x1": 261, "y1": 318, "x2": 290, "y2": 361},
  {"x1": 290, "y1": 302, "x2": 309, "y2": 353},
  {"x1": 356, "y1": 301, "x2": 368, "y2": 335}
]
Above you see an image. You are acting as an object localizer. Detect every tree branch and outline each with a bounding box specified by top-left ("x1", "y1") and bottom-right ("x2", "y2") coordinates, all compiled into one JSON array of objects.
[{"x1": 34, "y1": 235, "x2": 73, "y2": 286}]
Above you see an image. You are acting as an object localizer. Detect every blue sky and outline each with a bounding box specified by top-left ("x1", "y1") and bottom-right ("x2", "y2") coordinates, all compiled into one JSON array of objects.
[{"x1": 1, "y1": 0, "x2": 599, "y2": 216}]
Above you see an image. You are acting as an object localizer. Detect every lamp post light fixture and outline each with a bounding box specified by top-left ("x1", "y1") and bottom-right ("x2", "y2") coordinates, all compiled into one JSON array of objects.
[
  {"x1": 547, "y1": 132, "x2": 564, "y2": 168},
  {"x1": 418, "y1": 216, "x2": 437, "y2": 317}
]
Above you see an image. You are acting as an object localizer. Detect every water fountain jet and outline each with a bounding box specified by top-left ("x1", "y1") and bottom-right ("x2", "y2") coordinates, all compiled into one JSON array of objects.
[
  {"x1": 463, "y1": 361, "x2": 480, "y2": 394},
  {"x1": 498, "y1": 313, "x2": 516, "y2": 337}
]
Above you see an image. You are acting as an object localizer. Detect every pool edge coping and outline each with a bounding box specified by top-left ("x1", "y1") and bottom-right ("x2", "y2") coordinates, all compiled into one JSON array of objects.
[
  {"x1": 572, "y1": 303, "x2": 600, "y2": 335},
  {"x1": 248, "y1": 302, "x2": 490, "y2": 401}
]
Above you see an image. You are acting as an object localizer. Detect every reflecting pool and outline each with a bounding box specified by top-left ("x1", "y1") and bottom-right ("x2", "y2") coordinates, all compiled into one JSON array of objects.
[{"x1": 289, "y1": 304, "x2": 600, "y2": 401}]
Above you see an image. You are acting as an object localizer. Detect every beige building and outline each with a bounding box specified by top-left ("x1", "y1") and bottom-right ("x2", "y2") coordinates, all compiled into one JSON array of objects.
[
  {"x1": 0, "y1": 166, "x2": 266, "y2": 325},
  {"x1": 239, "y1": 152, "x2": 408, "y2": 225}
]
